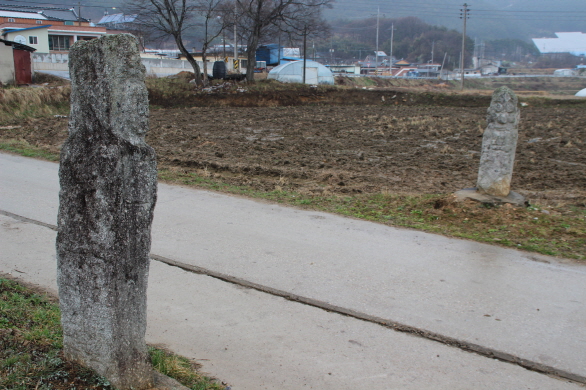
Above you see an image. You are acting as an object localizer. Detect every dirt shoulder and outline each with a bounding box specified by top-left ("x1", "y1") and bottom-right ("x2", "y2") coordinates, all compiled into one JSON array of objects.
[
  {"x1": 1, "y1": 85, "x2": 584, "y2": 260},
  {"x1": 3, "y1": 97, "x2": 584, "y2": 204}
]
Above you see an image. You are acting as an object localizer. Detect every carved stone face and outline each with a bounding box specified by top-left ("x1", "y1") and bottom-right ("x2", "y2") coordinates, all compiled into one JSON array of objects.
[
  {"x1": 68, "y1": 34, "x2": 148, "y2": 146},
  {"x1": 487, "y1": 91, "x2": 519, "y2": 126}
]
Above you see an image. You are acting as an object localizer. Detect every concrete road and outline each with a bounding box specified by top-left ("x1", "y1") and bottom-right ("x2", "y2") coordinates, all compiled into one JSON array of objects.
[
  {"x1": 35, "y1": 70, "x2": 70, "y2": 80},
  {"x1": 1, "y1": 152, "x2": 585, "y2": 389}
]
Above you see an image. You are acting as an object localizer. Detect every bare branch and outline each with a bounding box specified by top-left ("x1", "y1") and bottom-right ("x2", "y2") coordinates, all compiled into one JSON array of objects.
[
  {"x1": 220, "y1": 0, "x2": 333, "y2": 81},
  {"x1": 125, "y1": 0, "x2": 206, "y2": 85}
]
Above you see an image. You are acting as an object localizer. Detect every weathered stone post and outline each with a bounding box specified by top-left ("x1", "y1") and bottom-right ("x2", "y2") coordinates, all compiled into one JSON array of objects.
[
  {"x1": 56, "y1": 34, "x2": 156, "y2": 389},
  {"x1": 476, "y1": 86, "x2": 520, "y2": 196},
  {"x1": 455, "y1": 86, "x2": 525, "y2": 206}
]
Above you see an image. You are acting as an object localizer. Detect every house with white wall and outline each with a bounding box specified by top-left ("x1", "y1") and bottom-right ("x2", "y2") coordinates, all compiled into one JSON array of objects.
[
  {"x1": 0, "y1": 6, "x2": 106, "y2": 54},
  {"x1": 0, "y1": 6, "x2": 106, "y2": 74}
]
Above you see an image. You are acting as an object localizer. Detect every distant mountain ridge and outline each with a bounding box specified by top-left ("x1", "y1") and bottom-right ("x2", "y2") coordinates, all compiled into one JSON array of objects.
[
  {"x1": 10, "y1": 0, "x2": 585, "y2": 43},
  {"x1": 324, "y1": 0, "x2": 585, "y2": 42}
]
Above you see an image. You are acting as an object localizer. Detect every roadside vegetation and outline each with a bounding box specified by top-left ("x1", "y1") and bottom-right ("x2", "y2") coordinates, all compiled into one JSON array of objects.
[
  {"x1": 158, "y1": 168, "x2": 585, "y2": 261},
  {"x1": 1, "y1": 78, "x2": 585, "y2": 261},
  {"x1": 2, "y1": 74, "x2": 582, "y2": 124},
  {"x1": 0, "y1": 86, "x2": 70, "y2": 123},
  {"x1": 0, "y1": 276, "x2": 226, "y2": 390}
]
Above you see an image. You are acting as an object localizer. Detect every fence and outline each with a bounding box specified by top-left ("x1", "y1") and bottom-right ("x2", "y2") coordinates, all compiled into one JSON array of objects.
[{"x1": 33, "y1": 54, "x2": 241, "y2": 78}]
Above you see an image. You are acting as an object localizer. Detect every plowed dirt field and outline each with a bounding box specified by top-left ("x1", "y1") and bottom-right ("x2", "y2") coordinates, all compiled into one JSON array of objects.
[{"x1": 4, "y1": 101, "x2": 585, "y2": 205}]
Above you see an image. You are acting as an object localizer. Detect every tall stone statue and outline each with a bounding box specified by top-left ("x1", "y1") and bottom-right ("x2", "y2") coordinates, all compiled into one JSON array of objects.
[
  {"x1": 476, "y1": 86, "x2": 520, "y2": 197},
  {"x1": 56, "y1": 34, "x2": 157, "y2": 389},
  {"x1": 455, "y1": 87, "x2": 525, "y2": 206}
]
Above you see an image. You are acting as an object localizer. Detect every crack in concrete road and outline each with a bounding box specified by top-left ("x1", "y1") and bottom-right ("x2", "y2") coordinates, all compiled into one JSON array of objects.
[{"x1": 2, "y1": 208, "x2": 584, "y2": 387}]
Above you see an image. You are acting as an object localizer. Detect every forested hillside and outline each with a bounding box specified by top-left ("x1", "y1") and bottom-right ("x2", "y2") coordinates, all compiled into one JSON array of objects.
[
  {"x1": 324, "y1": 0, "x2": 585, "y2": 41},
  {"x1": 14, "y1": 0, "x2": 584, "y2": 42},
  {"x1": 320, "y1": 17, "x2": 472, "y2": 67},
  {"x1": 11, "y1": 0, "x2": 584, "y2": 62}
]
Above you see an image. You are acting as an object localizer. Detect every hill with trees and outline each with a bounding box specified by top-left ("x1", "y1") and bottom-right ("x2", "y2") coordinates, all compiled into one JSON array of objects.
[
  {"x1": 320, "y1": 16, "x2": 473, "y2": 68},
  {"x1": 323, "y1": 0, "x2": 585, "y2": 42},
  {"x1": 11, "y1": 0, "x2": 583, "y2": 68}
]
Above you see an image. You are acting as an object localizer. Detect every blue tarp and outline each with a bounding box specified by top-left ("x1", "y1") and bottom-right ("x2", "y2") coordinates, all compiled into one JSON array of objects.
[{"x1": 256, "y1": 44, "x2": 284, "y2": 66}]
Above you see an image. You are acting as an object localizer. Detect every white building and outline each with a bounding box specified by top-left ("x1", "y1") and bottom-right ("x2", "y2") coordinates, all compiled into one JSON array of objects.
[{"x1": 532, "y1": 32, "x2": 586, "y2": 56}]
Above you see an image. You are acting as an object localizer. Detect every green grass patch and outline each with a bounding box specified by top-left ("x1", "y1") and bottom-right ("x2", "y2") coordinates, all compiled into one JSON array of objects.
[
  {"x1": 0, "y1": 139, "x2": 59, "y2": 161},
  {"x1": 0, "y1": 87, "x2": 70, "y2": 124},
  {"x1": 149, "y1": 347, "x2": 225, "y2": 390},
  {"x1": 159, "y1": 168, "x2": 586, "y2": 261},
  {"x1": 2, "y1": 142, "x2": 581, "y2": 261},
  {"x1": 0, "y1": 277, "x2": 226, "y2": 390},
  {"x1": 1, "y1": 142, "x2": 584, "y2": 262}
]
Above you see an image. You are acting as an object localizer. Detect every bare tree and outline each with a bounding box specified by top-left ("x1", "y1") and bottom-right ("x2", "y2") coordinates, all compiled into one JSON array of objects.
[
  {"x1": 198, "y1": 0, "x2": 228, "y2": 84},
  {"x1": 125, "y1": 0, "x2": 204, "y2": 86},
  {"x1": 281, "y1": 11, "x2": 330, "y2": 53},
  {"x1": 282, "y1": 13, "x2": 330, "y2": 82},
  {"x1": 227, "y1": 0, "x2": 333, "y2": 82}
]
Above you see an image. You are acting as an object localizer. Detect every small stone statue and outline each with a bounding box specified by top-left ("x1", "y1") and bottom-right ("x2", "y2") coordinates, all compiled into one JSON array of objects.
[
  {"x1": 56, "y1": 34, "x2": 157, "y2": 389},
  {"x1": 477, "y1": 86, "x2": 520, "y2": 197},
  {"x1": 455, "y1": 87, "x2": 526, "y2": 206}
]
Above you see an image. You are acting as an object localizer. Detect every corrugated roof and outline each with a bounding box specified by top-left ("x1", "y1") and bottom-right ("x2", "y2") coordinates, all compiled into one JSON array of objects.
[
  {"x1": 0, "y1": 10, "x2": 47, "y2": 20},
  {"x1": 0, "y1": 5, "x2": 88, "y2": 22},
  {"x1": 533, "y1": 32, "x2": 586, "y2": 56},
  {"x1": 97, "y1": 13, "x2": 137, "y2": 25},
  {"x1": 40, "y1": 9, "x2": 84, "y2": 22},
  {"x1": 0, "y1": 37, "x2": 36, "y2": 52}
]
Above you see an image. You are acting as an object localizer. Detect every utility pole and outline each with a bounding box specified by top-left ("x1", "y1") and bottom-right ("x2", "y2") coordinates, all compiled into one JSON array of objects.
[
  {"x1": 233, "y1": 1, "x2": 238, "y2": 63},
  {"x1": 389, "y1": 23, "x2": 394, "y2": 75},
  {"x1": 303, "y1": 25, "x2": 307, "y2": 84},
  {"x1": 460, "y1": 3, "x2": 470, "y2": 90},
  {"x1": 375, "y1": 7, "x2": 380, "y2": 75},
  {"x1": 330, "y1": 36, "x2": 333, "y2": 64},
  {"x1": 440, "y1": 51, "x2": 447, "y2": 79},
  {"x1": 222, "y1": 29, "x2": 226, "y2": 59},
  {"x1": 431, "y1": 40, "x2": 435, "y2": 63}
]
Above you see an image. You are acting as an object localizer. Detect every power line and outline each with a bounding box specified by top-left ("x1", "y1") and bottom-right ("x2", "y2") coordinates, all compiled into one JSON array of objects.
[
  {"x1": 336, "y1": 0, "x2": 585, "y2": 13},
  {"x1": 327, "y1": 7, "x2": 465, "y2": 18},
  {"x1": 327, "y1": 3, "x2": 586, "y2": 21},
  {"x1": 350, "y1": 10, "x2": 582, "y2": 19},
  {"x1": 4, "y1": 0, "x2": 586, "y2": 23},
  {"x1": 474, "y1": 9, "x2": 586, "y2": 14},
  {"x1": 327, "y1": 7, "x2": 584, "y2": 23},
  {"x1": 332, "y1": 25, "x2": 376, "y2": 30}
]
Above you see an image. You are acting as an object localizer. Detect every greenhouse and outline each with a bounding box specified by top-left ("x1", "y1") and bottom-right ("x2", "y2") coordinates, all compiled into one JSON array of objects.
[{"x1": 268, "y1": 60, "x2": 334, "y2": 85}]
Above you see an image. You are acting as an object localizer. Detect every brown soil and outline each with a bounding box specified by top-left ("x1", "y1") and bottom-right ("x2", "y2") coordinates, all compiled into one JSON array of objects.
[{"x1": 3, "y1": 93, "x2": 585, "y2": 206}]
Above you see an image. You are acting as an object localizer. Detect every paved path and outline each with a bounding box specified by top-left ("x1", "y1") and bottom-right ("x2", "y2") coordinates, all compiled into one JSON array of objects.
[
  {"x1": 35, "y1": 70, "x2": 71, "y2": 80},
  {"x1": 1, "y1": 152, "x2": 585, "y2": 389}
]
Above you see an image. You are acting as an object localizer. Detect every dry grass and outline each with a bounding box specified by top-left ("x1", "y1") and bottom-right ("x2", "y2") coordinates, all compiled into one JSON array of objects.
[
  {"x1": 0, "y1": 276, "x2": 227, "y2": 390},
  {"x1": 0, "y1": 86, "x2": 70, "y2": 123},
  {"x1": 149, "y1": 347, "x2": 225, "y2": 389},
  {"x1": 156, "y1": 167, "x2": 586, "y2": 261}
]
